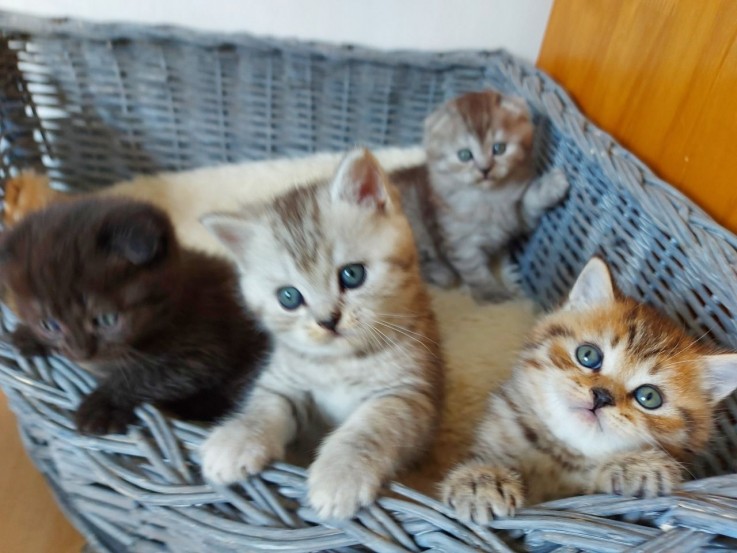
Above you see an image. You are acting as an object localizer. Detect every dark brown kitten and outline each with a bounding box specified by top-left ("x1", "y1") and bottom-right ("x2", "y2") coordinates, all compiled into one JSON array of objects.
[{"x1": 0, "y1": 197, "x2": 269, "y2": 435}]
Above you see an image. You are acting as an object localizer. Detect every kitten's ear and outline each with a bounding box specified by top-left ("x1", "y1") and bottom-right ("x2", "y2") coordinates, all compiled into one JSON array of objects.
[
  {"x1": 565, "y1": 257, "x2": 615, "y2": 310},
  {"x1": 101, "y1": 206, "x2": 170, "y2": 265},
  {"x1": 330, "y1": 148, "x2": 391, "y2": 212},
  {"x1": 201, "y1": 213, "x2": 255, "y2": 259},
  {"x1": 702, "y1": 354, "x2": 737, "y2": 404}
]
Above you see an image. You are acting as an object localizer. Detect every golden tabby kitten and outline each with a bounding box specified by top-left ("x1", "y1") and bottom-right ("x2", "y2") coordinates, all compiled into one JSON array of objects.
[
  {"x1": 199, "y1": 149, "x2": 444, "y2": 520},
  {"x1": 393, "y1": 90, "x2": 569, "y2": 303},
  {"x1": 442, "y1": 257, "x2": 737, "y2": 524}
]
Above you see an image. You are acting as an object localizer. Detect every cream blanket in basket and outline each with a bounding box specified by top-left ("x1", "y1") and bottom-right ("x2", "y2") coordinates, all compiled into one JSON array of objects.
[{"x1": 62, "y1": 147, "x2": 539, "y2": 497}]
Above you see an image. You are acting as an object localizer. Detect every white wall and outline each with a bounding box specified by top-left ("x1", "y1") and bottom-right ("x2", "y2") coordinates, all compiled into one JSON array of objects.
[{"x1": 0, "y1": 0, "x2": 553, "y2": 62}]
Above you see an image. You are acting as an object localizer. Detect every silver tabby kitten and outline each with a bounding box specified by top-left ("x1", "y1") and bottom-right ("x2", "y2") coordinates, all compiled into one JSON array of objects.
[
  {"x1": 199, "y1": 149, "x2": 444, "y2": 519},
  {"x1": 393, "y1": 90, "x2": 569, "y2": 303}
]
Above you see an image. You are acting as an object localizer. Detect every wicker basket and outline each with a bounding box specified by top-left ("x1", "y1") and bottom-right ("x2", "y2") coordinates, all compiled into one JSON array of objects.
[{"x1": 2, "y1": 10, "x2": 737, "y2": 553}]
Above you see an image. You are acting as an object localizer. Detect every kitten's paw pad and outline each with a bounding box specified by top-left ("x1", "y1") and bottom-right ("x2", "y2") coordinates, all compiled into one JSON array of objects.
[
  {"x1": 442, "y1": 464, "x2": 524, "y2": 524},
  {"x1": 200, "y1": 421, "x2": 281, "y2": 485},
  {"x1": 593, "y1": 450, "x2": 682, "y2": 498},
  {"x1": 308, "y1": 447, "x2": 382, "y2": 519},
  {"x1": 75, "y1": 392, "x2": 135, "y2": 435},
  {"x1": 469, "y1": 284, "x2": 516, "y2": 304},
  {"x1": 421, "y1": 259, "x2": 458, "y2": 289}
]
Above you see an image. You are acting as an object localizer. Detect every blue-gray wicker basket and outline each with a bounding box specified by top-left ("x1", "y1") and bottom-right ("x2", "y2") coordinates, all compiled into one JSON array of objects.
[{"x1": 2, "y1": 10, "x2": 737, "y2": 553}]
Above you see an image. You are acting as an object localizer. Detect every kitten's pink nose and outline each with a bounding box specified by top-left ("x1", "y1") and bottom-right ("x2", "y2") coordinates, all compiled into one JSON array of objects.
[{"x1": 480, "y1": 167, "x2": 492, "y2": 178}]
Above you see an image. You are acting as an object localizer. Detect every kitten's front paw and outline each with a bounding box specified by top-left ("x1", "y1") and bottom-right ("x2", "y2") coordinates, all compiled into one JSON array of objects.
[
  {"x1": 75, "y1": 391, "x2": 136, "y2": 435},
  {"x1": 308, "y1": 442, "x2": 383, "y2": 519},
  {"x1": 537, "y1": 168, "x2": 570, "y2": 208},
  {"x1": 442, "y1": 463, "x2": 524, "y2": 524},
  {"x1": 201, "y1": 420, "x2": 283, "y2": 485},
  {"x1": 469, "y1": 283, "x2": 516, "y2": 304},
  {"x1": 8, "y1": 327, "x2": 50, "y2": 358},
  {"x1": 592, "y1": 450, "x2": 682, "y2": 498}
]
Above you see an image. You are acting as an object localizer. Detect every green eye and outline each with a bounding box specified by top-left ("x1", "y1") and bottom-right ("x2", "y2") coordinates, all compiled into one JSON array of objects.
[
  {"x1": 457, "y1": 149, "x2": 473, "y2": 162},
  {"x1": 277, "y1": 286, "x2": 304, "y2": 310},
  {"x1": 492, "y1": 142, "x2": 507, "y2": 155},
  {"x1": 94, "y1": 312, "x2": 119, "y2": 329},
  {"x1": 40, "y1": 318, "x2": 61, "y2": 334},
  {"x1": 633, "y1": 384, "x2": 663, "y2": 410},
  {"x1": 576, "y1": 344, "x2": 603, "y2": 370},
  {"x1": 339, "y1": 263, "x2": 366, "y2": 290}
]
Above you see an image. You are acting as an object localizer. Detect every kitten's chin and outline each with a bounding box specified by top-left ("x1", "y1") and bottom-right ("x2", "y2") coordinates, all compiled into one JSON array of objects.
[
  {"x1": 279, "y1": 333, "x2": 361, "y2": 359},
  {"x1": 542, "y1": 398, "x2": 633, "y2": 458}
]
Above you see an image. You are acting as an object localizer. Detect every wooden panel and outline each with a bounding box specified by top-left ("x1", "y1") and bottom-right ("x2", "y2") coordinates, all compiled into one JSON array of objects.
[
  {"x1": 0, "y1": 392, "x2": 84, "y2": 553},
  {"x1": 538, "y1": 0, "x2": 737, "y2": 233}
]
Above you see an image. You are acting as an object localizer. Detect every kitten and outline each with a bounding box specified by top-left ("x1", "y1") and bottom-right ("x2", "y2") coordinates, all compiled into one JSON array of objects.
[
  {"x1": 199, "y1": 148, "x2": 444, "y2": 520},
  {"x1": 393, "y1": 89, "x2": 569, "y2": 303},
  {"x1": 0, "y1": 197, "x2": 268, "y2": 435},
  {"x1": 442, "y1": 257, "x2": 737, "y2": 524}
]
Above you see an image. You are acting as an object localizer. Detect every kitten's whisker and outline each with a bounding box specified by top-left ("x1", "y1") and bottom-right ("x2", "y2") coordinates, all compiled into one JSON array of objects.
[
  {"x1": 375, "y1": 319, "x2": 439, "y2": 345},
  {"x1": 664, "y1": 328, "x2": 713, "y2": 360},
  {"x1": 374, "y1": 320, "x2": 438, "y2": 358},
  {"x1": 358, "y1": 321, "x2": 387, "y2": 351},
  {"x1": 371, "y1": 311, "x2": 421, "y2": 319}
]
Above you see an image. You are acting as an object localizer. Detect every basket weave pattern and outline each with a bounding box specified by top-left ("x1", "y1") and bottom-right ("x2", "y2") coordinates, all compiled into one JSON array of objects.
[{"x1": 1, "y1": 11, "x2": 737, "y2": 552}]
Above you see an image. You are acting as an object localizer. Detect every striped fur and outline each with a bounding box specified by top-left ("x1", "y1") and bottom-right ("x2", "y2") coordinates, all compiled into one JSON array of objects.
[
  {"x1": 442, "y1": 258, "x2": 737, "y2": 523},
  {"x1": 392, "y1": 89, "x2": 569, "y2": 303},
  {"x1": 200, "y1": 149, "x2": 444, "y2": 520}
]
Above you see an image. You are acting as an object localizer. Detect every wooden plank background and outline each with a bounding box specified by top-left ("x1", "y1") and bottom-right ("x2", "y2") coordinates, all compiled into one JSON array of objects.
[{"x1": 538, "y1": 0, "x2": 737, "y2": 233}]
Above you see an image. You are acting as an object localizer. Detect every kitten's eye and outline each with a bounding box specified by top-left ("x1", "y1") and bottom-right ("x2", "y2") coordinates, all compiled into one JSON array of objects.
[
  {"x1": 457, "y1": 149, "x2": 473, "y2": 162},
  {"x1": 94, "y1": 312, "x2": 120, "y2": 329},
  {"x1": 633, "y1": 384, "x2": 663, "y2": 410},
  {"x1": 40, "y1": 318, "x2": 61, "y2": 334},
  {"x1": 492, "y1": 142, "x2": 507, "y2": 155},
  {"x1": 339, "y1": 263, "x2": 367, "y2": 290},
  {"x1": 277, "y1": 286, "x2": 304, "y2": 310},
  {"x1": 575, "y1": 344, "x2": 603, "y2": 370}
]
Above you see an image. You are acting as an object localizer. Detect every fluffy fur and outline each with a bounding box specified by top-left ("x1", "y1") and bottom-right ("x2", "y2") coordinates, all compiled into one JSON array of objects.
[
  {"x1": 2, "y1": 150, "x2": 540, "y2": 496},
  {"x1": 199, "y1": 149, "x2": 444, "y2": 519},
  {"x1": 0, "y1": 197, "x2": 268, "y2": 434},
  {"x1": 441, "y1": 257, "x2": 737, "y2": 523},
  {"x1": 393, "y1": 90, "x2": 569, "y2": 303}
]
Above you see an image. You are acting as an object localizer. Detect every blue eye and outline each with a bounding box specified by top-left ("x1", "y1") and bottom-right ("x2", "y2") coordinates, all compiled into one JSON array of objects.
[
  {"x1": 633, "y1": 384, "x2": 663, "y2": 410},
  {"x1": 40, "y1": 318, "x2": 61, "y2": 334},
  {"x1": 576, "y1": 344, "x2": 603, "y2": 370},
  {"x1": 339, "y1": 263, "x2": 366, "y2": 289},
  {"x1": 277, "y1": 286, "x2": 304, "y2": 310},
  {"x1": 492, "y1": 142, "x2": 507, "y2": 155},
  {"x1": 94, "y1": 312, "x2": 119, "y2": 329},
  {"x1": 457, "y1": 149, "x2": 473, "y2": 162}
]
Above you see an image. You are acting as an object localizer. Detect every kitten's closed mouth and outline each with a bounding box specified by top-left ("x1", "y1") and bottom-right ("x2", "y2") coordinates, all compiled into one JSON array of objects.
[{"x1": 571, "y1": 405, "x2": 603, "y2": 428}]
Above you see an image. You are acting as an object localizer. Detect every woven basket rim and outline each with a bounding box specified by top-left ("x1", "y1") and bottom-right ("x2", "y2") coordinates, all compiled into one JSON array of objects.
[{"x1": 1, "y1": 8, "x2": 734, "y2": 254}]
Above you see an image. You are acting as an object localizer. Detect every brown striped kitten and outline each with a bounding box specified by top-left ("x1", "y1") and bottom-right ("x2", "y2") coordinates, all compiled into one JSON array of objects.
[
  {"x1": 393, "y1": 89, "x2": 569, "y2": 303},
  {"x1": 199, "y1": 149, "x2": 444, "y2": 520},
  {"x1": 442, "y1": 257, "x2": 737, "y2": 523}
]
